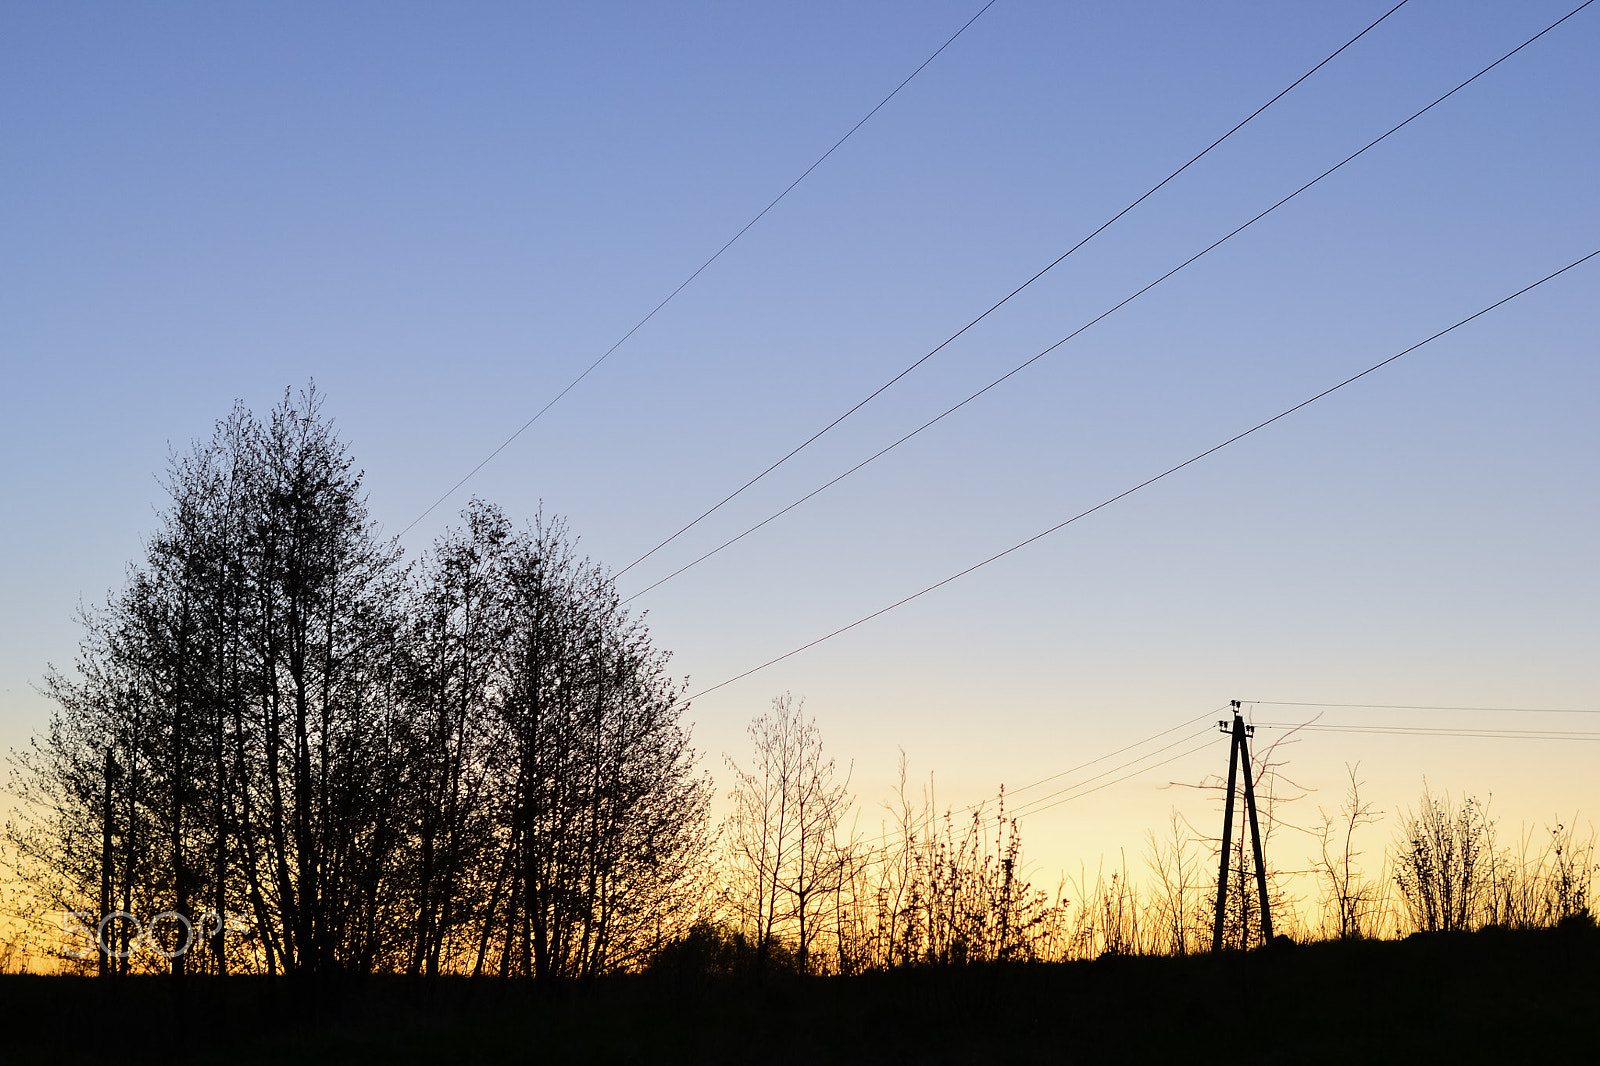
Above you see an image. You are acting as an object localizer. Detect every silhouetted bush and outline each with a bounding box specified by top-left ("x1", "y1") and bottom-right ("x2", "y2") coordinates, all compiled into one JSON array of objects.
[{"x1": 645, "y1": 921, "x2": 798, "y2": 981}]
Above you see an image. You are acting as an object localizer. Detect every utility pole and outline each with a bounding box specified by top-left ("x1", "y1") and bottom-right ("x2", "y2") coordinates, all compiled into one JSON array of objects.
[
  {"x1": 1240, "y1": 711, "x2": 1274, "y2": 946},
  {"x1": 1210, "y1": 709, "x2": 1240, "y2": 953},
  {"x1": 1211, "y1": 701, "x2": 1273, "y2": 951}
]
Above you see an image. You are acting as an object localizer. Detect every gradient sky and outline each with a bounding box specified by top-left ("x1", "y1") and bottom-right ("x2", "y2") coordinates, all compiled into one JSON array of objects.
[{"x1": 4, "y1": 1, "x2": 1596, "y2": 899}]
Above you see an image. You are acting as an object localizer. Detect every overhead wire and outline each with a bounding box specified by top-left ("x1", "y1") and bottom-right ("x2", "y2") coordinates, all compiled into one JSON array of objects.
[
  {"x1": 395, "y1": 0, "x2": 1001, "y2": 539},
  {"x1": 945, "y1": 706, "x2": 1227, "y2": 819},
  {"x1": 1254, "y1": 722, "x2": 1600, "y2": 742},
  {"x1": 838, "y1": 701, "x2": 1596, "y2": 852},
  {"x1": 679, "y1": 244, "x2": 1600, "y2": 703},
  {"x1": 1014, "y1": 737, "x2": 1223, "y2": 821},
  {"x1": 1007, "y1": 724, "x2": 1220, "y2": 817},
  {"x1": 739, "y1": 711, "x2": 1589, "y2": 882},
  {"x1": 828, "y1": 717, "x2": 1232, "y2": 865},
  {"x1": 1004, "y1": 708, "x2": 1222, "y2": 799},
  {"x1": 1244, "y1": 700, "x2": 1600, "y2": 715},
  {"x1": 624, "y1": 0, "x2": 1594, "y2": 602},
  {"x1": 614, "y1": 1, "x2": 1414, "y2": 579}
]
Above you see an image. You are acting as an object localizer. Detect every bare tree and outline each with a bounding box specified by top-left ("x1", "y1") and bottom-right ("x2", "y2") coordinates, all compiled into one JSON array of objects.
[
  {"x1": 1145, "y1": 810, "x2": 1203, "y2": 955},
  {"x1": 722, "y1": 695, "x2": 852, "y2": 974},
  {"x1": 1313, "y1": 764, "x2": 1382, "y2": 939},
  {"x1": 8, "y1": 388, "x2": 713, "y2": 979},
  {"x1": 474, "y1": 508, "x2": 711, "y2": 980},
  {"x1": 403, "y1": 500, "x2": 510, "y2": 977}
]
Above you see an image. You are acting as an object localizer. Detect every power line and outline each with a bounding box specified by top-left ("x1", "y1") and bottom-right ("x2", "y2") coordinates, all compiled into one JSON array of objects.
[
  {"x1": 1014, "y1": 737, "x2": 1222, "y2": 821},
  {"x1": 1255, "y1": 722, "x2": 1600, "y2": 742},
  {"x1": 1006, "y1": 709, "x2": 1222, "y2": 798},
  {"x1": 613, "y1": 1, "x2": 1414, "y2": 580},
  {"x1": 394, "y1": 0, "x2": 1000, "y2": 540},
  {"x1": 1013, "y1": 708, "x2": 1600, "y2": 823},
  {"x1": 1244, "y1": 700, "x2": 1600, "y2": 715},
  {"x1": 1008, "y1": 725, "x2": 1220, "y2": 817},
  {"x1": 679, "y1": 245, "x2": 1600, "y2": 703},
  {"x1": 758, "y1": 705, "x2": 1594, "y2": 869},
  {"x1": 621, "y1": 0, "x2": 1591, "y2": 602},
  {"x1": 948, "y1": 707, "x2": 1227, "y2": 819},
  {"x1": 781, "y1": 703, "x2": 1599, "y2": 853},
  {"x1": 848, "y1": 719, "x2": 1224, "y2": 861}
]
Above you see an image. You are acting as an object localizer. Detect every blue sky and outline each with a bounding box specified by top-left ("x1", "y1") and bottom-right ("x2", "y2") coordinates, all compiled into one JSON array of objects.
[{"x1": 3, "y1": 0, "x2": 1596, "y2": 884}]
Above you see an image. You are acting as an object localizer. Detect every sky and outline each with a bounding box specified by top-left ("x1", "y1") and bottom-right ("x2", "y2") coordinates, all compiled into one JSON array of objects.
[{"x1": 3, "y1": 0, "x2": 1597, "y2": 905}]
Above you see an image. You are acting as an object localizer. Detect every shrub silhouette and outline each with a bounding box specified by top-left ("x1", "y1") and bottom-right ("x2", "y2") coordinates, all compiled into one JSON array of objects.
[{"x1": 647, "y1": 921, "x2": 798, "y2": 980}]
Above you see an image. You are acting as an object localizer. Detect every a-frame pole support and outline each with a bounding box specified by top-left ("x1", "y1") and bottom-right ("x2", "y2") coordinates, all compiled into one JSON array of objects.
[
  {"x1": 1212, "y1": 700, "x2": 1273, "y2": 951},
  {"x1": 1239, "y1": 713, "x2": 1274, "y2": 945},
  {"x1": 1210, "y1": 708, "x2": 1241, "y2": 952}
]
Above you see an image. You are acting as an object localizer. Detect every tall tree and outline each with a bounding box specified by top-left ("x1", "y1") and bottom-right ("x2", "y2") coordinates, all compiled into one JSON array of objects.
[
  {"x1": 723, "y1": 694, "x2": 852, "y2": 974},
  {"x1": 483, "y1": 510, "x2": 711, "y2": 979},
  {"x1": 7, "y1": 388, "x2": 712, "y2": 978}
]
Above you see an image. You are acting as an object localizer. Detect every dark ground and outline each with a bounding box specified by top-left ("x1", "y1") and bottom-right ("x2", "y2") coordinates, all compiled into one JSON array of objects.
[{"x1": 2, "y1": 923, "x2": 1595, "y2": 1065}]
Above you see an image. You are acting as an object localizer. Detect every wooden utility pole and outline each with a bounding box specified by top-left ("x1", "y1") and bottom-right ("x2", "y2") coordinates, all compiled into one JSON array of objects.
[
  {"x1": 1211, "y1": 701, "x2": 1273, "y2": 951},
  {"x1": 1240, "y1": 716, "x2": 1274, "y2": 945},
  {"x1": 1210, "y1": 711, "x2": 1241, "y2": 952}
]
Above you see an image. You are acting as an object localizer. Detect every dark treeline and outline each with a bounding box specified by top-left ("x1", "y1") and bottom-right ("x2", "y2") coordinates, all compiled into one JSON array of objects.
[
  {"x1": 5, "y1": 387, "x2": 710, "y2": 977},
  {"x1": 6, "y1": 924, "x2": 1600, "y2": 1064}
]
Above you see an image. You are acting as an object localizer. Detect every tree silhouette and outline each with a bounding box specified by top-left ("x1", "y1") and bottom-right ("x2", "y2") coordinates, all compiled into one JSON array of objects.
[{"x1": 6, "y1": 387, "x2": 711, "y2": 977}]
